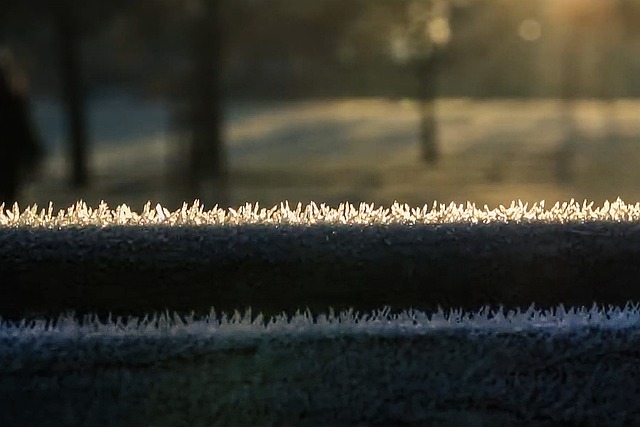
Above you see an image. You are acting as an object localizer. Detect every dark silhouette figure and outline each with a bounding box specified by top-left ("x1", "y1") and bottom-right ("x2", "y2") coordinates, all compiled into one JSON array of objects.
[{"x1": 0, "y1": 53, "x2": 43, "y2": 205}]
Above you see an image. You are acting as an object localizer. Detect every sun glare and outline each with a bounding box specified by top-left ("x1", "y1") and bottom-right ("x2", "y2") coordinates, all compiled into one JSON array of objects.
[{"x1": 546, "y1": 0, "x2": 620, "y2": 27}]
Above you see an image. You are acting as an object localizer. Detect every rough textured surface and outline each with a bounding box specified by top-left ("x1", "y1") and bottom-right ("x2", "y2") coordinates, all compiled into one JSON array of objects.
[
  {"x1": 1, "y1": 305, "x2": 639, "y2": 427},
  {"x1": 1, "y1": 199, "x2": 640, "y2": 319},
  {"x1": 2, "y1": 200, "x2": 639, "y2": 425},
  {"x1": 3, "y1": 198, "x2": 640, "y2": 227}
]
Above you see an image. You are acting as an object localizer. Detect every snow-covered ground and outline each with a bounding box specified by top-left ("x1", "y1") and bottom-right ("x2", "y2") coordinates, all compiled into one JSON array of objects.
[{"x1": 24, "y1": 95, "x2": 640, "y2": 210}]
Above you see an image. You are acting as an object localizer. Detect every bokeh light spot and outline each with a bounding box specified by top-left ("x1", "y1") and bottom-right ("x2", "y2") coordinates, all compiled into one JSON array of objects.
[{"x1": 518, "y1": 19, "x2": 542, "y2": 42}]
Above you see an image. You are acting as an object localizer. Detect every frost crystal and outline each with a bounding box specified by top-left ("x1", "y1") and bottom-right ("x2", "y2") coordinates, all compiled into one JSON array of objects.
[
  {"x1": 0, "y1": 198, "x2": 638, "y2": 228},
  {"x1": 2, "y1": 305, "x2": 640, "y2": 424},
  {"x1": 2, "y1": 303, "x2": 639, "y2": 341}
]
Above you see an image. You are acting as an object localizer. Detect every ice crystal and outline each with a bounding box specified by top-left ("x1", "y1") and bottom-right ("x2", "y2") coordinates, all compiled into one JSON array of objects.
[
  {"x1": 2, "y1": 303, "x2": 639, "y2": 343},
  {"x1": 1, "y1": 198, "x2": 639, "y2": 228}
]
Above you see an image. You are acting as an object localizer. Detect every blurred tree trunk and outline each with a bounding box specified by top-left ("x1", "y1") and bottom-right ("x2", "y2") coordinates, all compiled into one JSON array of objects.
[
  {"x1": 416, "y1": 52, "x2": 440, "y2": 164},
  {"x1": 188, "y1": 0, "x2": 227, "y2": 204},
  {"x1": 56, "y1": 0, "x2": 89, "y2": 188},
  {"x1": 409, "y1": 0, "x2": 450, "y2": 165},
  {"x1": 556, "y1": 26, "x2": 581, "y2": 185}
]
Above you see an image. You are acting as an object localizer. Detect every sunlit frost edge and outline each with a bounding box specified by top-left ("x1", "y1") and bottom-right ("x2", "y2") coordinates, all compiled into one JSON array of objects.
[{"x1": 1, "y1": 197, "x2": 639, "y2": 227}]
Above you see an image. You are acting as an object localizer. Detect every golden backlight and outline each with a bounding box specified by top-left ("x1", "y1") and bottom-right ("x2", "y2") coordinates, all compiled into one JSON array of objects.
[{"x1": 546, "y1": 0, "x2": 621, "y2": 28}]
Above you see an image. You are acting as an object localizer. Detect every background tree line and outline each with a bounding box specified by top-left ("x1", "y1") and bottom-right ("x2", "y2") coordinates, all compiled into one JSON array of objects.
[{"x1": 2, "y1": 0, "x2": 640, "y2": 201}]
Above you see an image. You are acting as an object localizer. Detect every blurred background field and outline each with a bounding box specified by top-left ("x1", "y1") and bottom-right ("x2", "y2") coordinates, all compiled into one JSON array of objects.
[
  {"x1": 25, "y1": 97, "x2": 640, "y2": 210},
  {"x1": 3, "y1": 0, "x2": 640, "y2": 211}
]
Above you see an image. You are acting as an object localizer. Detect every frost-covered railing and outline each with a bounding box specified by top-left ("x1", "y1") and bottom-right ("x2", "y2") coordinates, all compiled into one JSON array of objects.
[
  {"x1": 2, "y1": 304, "x2": 640, "y2": 425},
  {"x1": 2, "y1": 199, "x2": 640, "y2": 425},
  {"x1": 1, "y1": 198, "x2": 640, "y2": 320}
]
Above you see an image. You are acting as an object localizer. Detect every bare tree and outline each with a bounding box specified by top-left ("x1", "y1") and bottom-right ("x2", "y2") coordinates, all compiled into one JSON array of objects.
[
  {"x1": 185, "y1": 0, "x2": 227, "y2": 204},
  {"x1": 55, "y1": 0, "x2": 89, "y2": 188},
  {"x1": 548, "y1": 0, "x2": 626, "y2": 183},
  {"x1": 393, "y1": 0, "x2": 451, "y2": 164}
]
